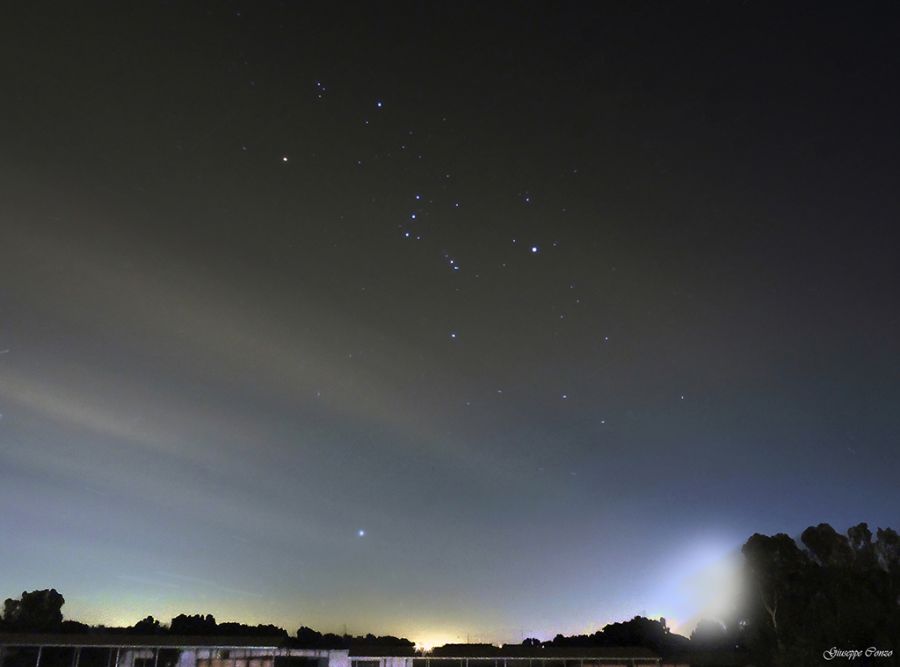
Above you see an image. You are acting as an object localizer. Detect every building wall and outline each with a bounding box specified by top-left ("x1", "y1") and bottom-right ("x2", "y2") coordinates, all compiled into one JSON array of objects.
[
  {"x1": 351, "y1": 657, "x2": 412, "y2": 667},
  {"x1": 123, "y1": 647, "x2": 350, "y2": 667}
]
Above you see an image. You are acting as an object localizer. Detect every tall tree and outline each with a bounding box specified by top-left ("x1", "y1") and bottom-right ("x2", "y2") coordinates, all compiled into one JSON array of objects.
[{"x1": 740, "y1": 524, "x2": 900, "y2": 666}]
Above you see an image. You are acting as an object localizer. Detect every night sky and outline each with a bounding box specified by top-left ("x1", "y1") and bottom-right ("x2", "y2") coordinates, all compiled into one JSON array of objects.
[{"x1": 2, "y1": 1, "x2": 899, "y2": 647}]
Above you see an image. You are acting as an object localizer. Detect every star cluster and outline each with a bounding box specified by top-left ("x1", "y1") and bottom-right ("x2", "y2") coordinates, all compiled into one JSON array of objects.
[{"x1": 0, "y1": 0, "x2": 899, "y2": 646}]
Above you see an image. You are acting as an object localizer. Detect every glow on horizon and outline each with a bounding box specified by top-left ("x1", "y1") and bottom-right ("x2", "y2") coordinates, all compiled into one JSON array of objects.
[
  {"x1": 66, "y1": 587, "x2": 696, "y2": 644},
  {"x1": 646, "y1": 535, "x2": 744, "y2": 635},
  {"x1": 413, "y1": 633, "x2": 466, "y2": 653},
  {"x1": 51, "y1": 534, "x2": 740, "y2": 644}
]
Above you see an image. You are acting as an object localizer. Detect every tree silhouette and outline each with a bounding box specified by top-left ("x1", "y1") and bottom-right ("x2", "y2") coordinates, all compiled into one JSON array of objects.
[
  {"x1": 739, "y1": 523, "x2": 899, "y2": 666},
  {"x1": 132, "y1": 616, "x2": 165, "y2": 635},
  {"x1": 689, "y1": 619, "x2": 730, "y2": 650},
  {"x1": 170, "y1": 614, "x2": 217, "y2": 635},
  {"x1": 1, "y1": 589, "x2": 65, "y2": 632}
]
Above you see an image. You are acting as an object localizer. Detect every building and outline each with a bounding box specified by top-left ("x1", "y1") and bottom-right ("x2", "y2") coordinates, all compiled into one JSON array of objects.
[{"x1": 0, "y1": 636, "x2": 667, "y2": 667}]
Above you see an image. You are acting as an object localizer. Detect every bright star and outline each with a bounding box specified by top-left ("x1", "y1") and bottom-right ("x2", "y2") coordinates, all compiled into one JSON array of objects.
[{"x1": 358, "y1": 529, "x2": 366, "y2": 537}]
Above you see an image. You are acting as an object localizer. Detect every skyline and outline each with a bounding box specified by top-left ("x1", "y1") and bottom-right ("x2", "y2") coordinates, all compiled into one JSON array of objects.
[{"x1": 2, "y1": 1, "x2": 899, "y2": 648}]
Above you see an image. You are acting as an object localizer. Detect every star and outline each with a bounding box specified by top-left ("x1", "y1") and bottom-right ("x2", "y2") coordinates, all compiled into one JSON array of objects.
[
  {"x1": 357, "y1": 529, "x2": 366, "y2": 537},
  {"x1": 281, "y1": 156, "x2": 289, "y2": 162},
  {"x1": 530, "y1": 245, "x2": 540, "y2": 254}
]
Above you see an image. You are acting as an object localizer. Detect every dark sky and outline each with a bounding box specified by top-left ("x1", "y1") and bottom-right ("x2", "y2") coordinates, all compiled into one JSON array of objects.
[{"x1": 1, "y1": 0, "x2": 899, "y2": 646}]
